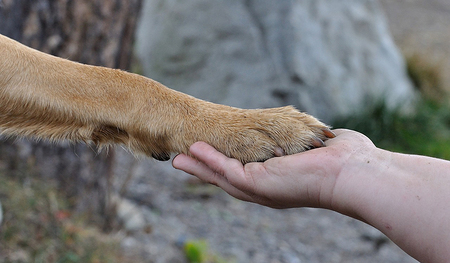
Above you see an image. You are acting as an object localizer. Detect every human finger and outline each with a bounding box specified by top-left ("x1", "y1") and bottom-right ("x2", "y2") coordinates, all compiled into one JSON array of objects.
[{"x1": 172, "y1": 143, "x2": 256, "y2": 201}]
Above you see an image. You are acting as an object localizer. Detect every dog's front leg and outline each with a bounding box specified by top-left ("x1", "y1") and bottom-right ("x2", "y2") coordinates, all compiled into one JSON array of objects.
[{"x1": 0, "y1": 34, "x2": 334, "y2": 164}]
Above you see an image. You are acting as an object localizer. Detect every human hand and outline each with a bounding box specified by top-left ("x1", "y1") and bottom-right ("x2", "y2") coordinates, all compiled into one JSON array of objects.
[
  {"x1": 174, "y1": 129, "x2": 450, "y2": 262},
  {"x1": 172, "y1": 129, "x2": 376, "y2": 209}
]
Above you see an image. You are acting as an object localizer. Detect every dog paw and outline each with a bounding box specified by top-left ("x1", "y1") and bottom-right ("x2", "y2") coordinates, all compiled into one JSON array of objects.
[
  {"x1": 133, "y1": 104, "x2": 333, "y2": 164},
  {"x1": 193, "y1": 106, "x2": 335, "y2": 163}
]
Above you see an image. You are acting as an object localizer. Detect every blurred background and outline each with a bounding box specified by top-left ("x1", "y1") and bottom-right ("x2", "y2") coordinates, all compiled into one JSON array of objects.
[{"x1": 0, "y1": 0, "x2": 448, "y2": 262}]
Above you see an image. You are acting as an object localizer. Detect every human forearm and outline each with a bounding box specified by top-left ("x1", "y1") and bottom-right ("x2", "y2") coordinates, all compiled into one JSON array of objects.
[{"x1": 335, "y1": 149, "x2": 450, "y2": 262}]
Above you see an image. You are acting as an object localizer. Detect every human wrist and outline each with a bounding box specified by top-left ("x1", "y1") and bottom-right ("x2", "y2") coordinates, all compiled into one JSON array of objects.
[{"x1": 328, "y1": 145, "x2": 394, "y2": 221}]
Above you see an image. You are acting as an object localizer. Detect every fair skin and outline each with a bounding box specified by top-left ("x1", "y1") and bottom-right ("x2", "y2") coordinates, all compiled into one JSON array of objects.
[{"x1": 172, "y1": 129, "x2": 450, "y2": 263}]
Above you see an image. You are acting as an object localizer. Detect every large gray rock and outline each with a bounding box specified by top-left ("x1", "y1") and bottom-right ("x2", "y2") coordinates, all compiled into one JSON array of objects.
[{"x1": 136, "y1": 0, "x2": 415, "y2": 122}]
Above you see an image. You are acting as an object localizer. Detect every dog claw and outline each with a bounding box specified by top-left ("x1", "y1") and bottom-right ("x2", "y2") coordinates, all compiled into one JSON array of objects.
[
  {"x1": 322, "y1": 128, "x2": 336, "y2": 138},
  {"x1": 152, "y1": 152, "x2": 171, "y2": 161},
  {"x1": 311, "y1": 137, "x2": 325, "y2": 148},
  {"x1": 274, "y1": 147, "x2": 285, "y2": 157}
]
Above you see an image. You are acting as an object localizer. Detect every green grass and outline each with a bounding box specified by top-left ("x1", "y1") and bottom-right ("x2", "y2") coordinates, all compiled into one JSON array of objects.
[
  {"x1": 183, "y1": 239, "x2": 232, "y2": 263},
  {"x1": 332, "y1": 100, "x2": 450, "y2": 160}
]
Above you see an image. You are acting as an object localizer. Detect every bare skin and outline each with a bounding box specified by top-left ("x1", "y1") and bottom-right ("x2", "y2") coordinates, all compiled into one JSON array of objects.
[{"x1": 173, "y1": 129, "x2": 450, "y2": 263}]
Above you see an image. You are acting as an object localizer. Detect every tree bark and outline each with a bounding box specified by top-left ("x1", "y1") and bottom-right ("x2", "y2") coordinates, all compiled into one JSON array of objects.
[{"x1": 0, "y1": 0, "x2": 142, "y2": 230}]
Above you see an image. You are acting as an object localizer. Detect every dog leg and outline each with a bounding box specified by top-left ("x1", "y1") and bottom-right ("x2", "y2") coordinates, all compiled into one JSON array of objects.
[{"x1": 0, "y1": 34, "x2": 334, "y2": 163}]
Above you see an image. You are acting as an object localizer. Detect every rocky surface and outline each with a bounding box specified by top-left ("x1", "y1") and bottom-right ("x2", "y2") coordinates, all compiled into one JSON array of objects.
[{"x1": 136, "y1": 0, "x2": 415, "y2": 123}]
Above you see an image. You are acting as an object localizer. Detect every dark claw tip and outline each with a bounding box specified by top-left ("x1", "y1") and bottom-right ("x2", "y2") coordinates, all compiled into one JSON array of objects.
[{"x1": 152, "y1": 152, "x2": 171, "y2": 161}]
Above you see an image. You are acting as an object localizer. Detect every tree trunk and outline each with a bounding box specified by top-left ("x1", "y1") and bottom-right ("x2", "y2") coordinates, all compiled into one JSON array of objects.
[{"x1": 0, "y1": 0, "x2": 142, "y2": 230}]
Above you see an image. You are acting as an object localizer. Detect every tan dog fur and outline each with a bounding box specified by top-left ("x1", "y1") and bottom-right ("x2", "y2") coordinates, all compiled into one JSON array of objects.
[{"x1": 0, "y1": 34, "x2": 334, "y2": 163}]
